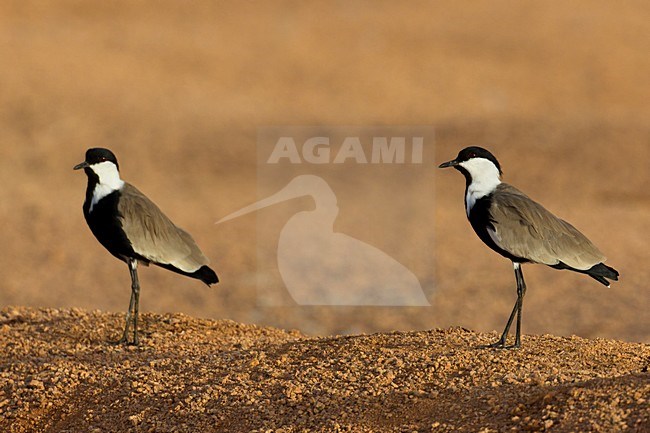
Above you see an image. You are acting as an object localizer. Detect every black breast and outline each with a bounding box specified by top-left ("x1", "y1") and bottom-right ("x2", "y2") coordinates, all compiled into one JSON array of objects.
[
  {"x1": 467, "y1": 194, "x2": 529, "y2": 263},
  {"x1": 83, "y1": 190, "x2": 136, "y2": 262}
]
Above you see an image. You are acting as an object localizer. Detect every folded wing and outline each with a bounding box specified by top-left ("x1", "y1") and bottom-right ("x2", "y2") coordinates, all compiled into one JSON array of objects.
[
  {"x1": 488, "y1": 184, "x2": 605, "y2": 270},
  {"x1": 118, "y1": 183, "x2": 210, "y2": 273}
]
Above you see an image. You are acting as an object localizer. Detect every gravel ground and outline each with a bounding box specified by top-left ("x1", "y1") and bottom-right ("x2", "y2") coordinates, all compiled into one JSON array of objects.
[{"x1": 1, "y1": 307, "x2": 647, "y2": 432}]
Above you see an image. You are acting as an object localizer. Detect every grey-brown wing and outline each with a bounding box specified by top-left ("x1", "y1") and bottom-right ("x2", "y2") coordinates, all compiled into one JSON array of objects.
[
  {"x1": 488, "y1": 184, "x2": 605, "y2": 270},
  {"x1": 118, "y1": 183, "x2": 210, "y2": 272}
]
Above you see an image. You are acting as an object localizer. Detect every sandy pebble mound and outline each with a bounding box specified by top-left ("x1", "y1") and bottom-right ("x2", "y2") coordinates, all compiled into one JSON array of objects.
[{"x1": 1, "y1": 307, "x2": 648, "y2": 432}]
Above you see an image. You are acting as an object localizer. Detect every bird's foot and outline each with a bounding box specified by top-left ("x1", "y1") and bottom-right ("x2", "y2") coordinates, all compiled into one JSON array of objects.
[
  {"x1": 107, "y1": 333, "x2": 138, "y2": 346},
  {"x1": 108, "y1": 337, "x2": 128, "y2": 346},
  {"x1": 479, "y1": 339, "x2": 520, "y2": 350}
]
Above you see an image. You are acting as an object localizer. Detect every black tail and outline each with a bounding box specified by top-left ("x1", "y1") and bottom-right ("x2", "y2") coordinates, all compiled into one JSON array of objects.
[
  {"x1": 550, "y1": 262, "x2": 619, "y2": 287},
  {"x1": 194, "y1": 265, "x2": 219, "y2": 286},
  {"x1": 586, "y1": 263, "x2": 619, "y2": 287},
  {"x1": 157, "y1": 263, "x2": 219, "y2": 285}
]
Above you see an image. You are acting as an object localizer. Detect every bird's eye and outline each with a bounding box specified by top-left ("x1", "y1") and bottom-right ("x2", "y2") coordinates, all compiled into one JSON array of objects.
[{"x1": 469, "y1": 152, "x2": 476, "y2": 158}]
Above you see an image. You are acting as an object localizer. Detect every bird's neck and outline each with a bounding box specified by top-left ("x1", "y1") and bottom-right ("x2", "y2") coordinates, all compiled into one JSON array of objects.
[
  {"x1": 455, "y1": 160, "x2": 501, "y2": 217},
  {"x1": 85, "y1": 162, "x2": 125, "y2": 213},
  {"x1": 465, "y1": 178, "x2": 500, "y2": 216}
]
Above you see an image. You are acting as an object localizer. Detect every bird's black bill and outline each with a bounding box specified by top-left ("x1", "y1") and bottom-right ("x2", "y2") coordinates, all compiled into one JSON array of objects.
[
  {"x1": 438, "y1": 159, "x2": 459, "y2": 169},
  {"x1": 73, "y1": 161, "x2": 89, "y2": 170}
]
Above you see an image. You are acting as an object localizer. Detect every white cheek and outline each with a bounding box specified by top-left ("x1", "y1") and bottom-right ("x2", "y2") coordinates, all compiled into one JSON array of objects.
[{"x1": 459, "y1": 158, "x2": 501, "y2": 181}]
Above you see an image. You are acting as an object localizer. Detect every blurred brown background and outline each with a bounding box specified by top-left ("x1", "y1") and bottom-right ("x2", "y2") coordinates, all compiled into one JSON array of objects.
[{"x1": 1, "y1": 1, "x2": 648, "y2": 342}]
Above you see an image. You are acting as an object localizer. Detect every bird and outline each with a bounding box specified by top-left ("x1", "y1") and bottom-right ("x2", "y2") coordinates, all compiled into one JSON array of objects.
[
  {"x1": 217, "y1": 175, "x2": 429, "y2": 306},
  {"x1": 438, "y1": 146, "x2": 618, "y2": 348},
  {"x1": 74, "y1": 148, "x2": 218, "y2": 345}
]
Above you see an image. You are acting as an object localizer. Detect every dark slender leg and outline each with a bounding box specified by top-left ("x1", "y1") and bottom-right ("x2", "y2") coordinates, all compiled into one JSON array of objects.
[
  {"x1": 128, "y1": 259, "x2": 141, "y2": 345},
  {"x1": 513, "y1": 263, "x2": 527, "y2": 348},
  {"x1": 109, "y1": 259, "x2": 140, "y2": 345},
  {"x1": 483, "y1": 262, "x2": 526, "y2": 349},
  {"x1": 485, "y1": 298, "x2": 519, "y2": 348}
]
